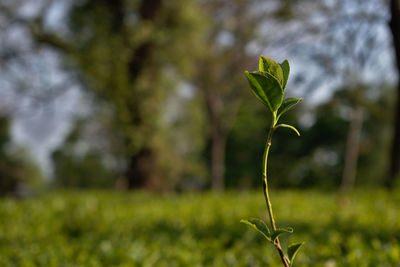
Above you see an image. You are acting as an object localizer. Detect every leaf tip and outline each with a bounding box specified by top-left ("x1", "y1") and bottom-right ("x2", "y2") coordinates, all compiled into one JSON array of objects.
[
  {"x1": 275, "y1": 124, "x2": 300, "y2": 136},
  {"x1": 287, "y1": 241, "x2": 305, "y2": 266}
]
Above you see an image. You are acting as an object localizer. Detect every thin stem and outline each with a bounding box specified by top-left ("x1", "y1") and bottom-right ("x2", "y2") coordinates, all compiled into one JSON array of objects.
[{"x1": 262, "y1": 113, "x2": 289, "y2": 267}]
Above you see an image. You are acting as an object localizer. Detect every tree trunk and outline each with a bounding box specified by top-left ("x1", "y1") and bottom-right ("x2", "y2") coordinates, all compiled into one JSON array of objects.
[
  {"x1": 388, "y1": 0, "x2": 400, "y2": 187},
  {"x1": 127, "y1": 148, "x2": 156, "y2": 189},
  {"x1": 340, "y1": 105, "x2": 363, "y2": 191},
  {"x1": 211, "y1": 130, "x2": 226, "y2": 191},
  {"x1": 125, "y1": 0, "x2": 162, "y2": 189},
  {"x1": 203, "y1": 84, "x2": 228, "y2": 191}
]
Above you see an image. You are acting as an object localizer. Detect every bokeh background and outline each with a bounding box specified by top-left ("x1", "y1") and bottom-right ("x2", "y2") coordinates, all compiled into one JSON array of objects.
[{"x1": 1, "y1": 0, "x2": 400, "y2": 266}]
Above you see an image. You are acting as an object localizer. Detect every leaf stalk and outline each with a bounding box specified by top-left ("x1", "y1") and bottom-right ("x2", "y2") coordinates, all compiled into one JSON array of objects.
[{"x1": 262, "y1": 112, "x2": 290, "y2": 267}]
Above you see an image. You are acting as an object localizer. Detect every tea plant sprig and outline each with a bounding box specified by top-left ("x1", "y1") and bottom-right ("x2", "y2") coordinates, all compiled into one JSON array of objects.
[{"x1": 241, "y1": 56, "x2": 304, "y2": 267}]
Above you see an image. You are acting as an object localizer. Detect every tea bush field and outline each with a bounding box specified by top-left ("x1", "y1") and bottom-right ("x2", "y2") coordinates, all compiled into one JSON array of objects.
[{"x1": 0, "y1": 190, "x2": 399, "y2": 267}]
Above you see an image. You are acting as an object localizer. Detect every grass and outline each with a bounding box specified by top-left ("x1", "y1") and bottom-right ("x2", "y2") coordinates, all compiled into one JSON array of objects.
[{"x1": 0, "y1": 189, "x2": 399, "y2": 266}]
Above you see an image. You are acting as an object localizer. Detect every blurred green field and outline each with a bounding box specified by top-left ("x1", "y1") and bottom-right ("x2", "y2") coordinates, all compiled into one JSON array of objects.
[{"x1": 0, "y1": 190, "x2": 399, "y2": 267}]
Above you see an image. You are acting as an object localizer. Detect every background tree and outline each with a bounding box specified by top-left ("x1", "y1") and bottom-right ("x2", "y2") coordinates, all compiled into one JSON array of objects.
[
  {"x1": 0, "y1": 116, "x2": 43, "y2": 196},
  {"x1": 388, "y1": 0, "x2": 400, "y2": 187},
  {"x1": 67, "y1": 0, "x2": 206, "y2": 190},
  {"x1": 195, "y1": 0, "x2": 261, "y2": 191},
  {"x1": 196, "y1": 0, "x2": 303, "y2": 190},
  {"x1": 0, "y1": 0, "x2": 207, "y2": 190},
  {"x1": 0, "y1": 0, "x2": 397, "y2": 192},
  {"x1": 279, "y1": 0, "x2": 391, "y2": 191},
  {"x1": 51, "y1": 119, "x2": 116, "y2": 188}
]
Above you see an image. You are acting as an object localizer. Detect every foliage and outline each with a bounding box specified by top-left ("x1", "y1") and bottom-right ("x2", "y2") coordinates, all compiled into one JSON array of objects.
[
  {"x1": 194, "y1": 0, "x2": 263, "y2": 190},
  {"x1": 51, "y1": 0, "x2": 207, "y2": 189},
  {"x1": 0, "y1": 190, "x2": 399, "y2": 266},
  {"x1": 0, "y1": 0, "x2": 395, "y2": 191},
  {"x1": 51, "y1": 119, "x2": 116, "y2": 189},
  {"x1": 0, "y1": 117, "x2": 43, "y2": 196},
  {"x1": 226, "y1": 85, "x2": 394, "y2": 189},
  {"x1": 52, "y1": 150, "x2": 115, "y2": 189}
]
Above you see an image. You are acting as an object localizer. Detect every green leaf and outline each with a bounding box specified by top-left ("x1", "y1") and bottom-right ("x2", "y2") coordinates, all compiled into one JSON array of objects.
[
  {"x1": 277, "y1": 97, "x2": 302, "y2": 120},
  {"x1": 275, "y1": 124, "x2": 300, "y2": 136},
  {"x1": 244, "y1": 71, "x2": 283, "y2": 112},
  {"x1": 240, "y1": 218, "x2": 271, "y2": 241},
  {"x1": 244, "y1": 71, "x2": 270, "y2": 108},
  {"x1": 271, "y1": 227, "x2": 293, "y2": 242},
  {"x1": 259, "y1": 56, "x2": 284, "y2": 87},
  {"x1": 287, "y1": 242, "x2": 304, "y2": 266},
  {"x1": 279, "y1": 59, "x2": 290, "y2": 90}
]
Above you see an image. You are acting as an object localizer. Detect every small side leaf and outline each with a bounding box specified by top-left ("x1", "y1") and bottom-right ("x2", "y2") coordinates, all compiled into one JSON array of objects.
[
  {"x1": 259, "y1": 56, "x2": 284, "y2": 87},
  {"x1": 287, "y1": 242, "x2": 304, "y2": 267},
  {"x1": 240, "y1": 218, "x2": 272, "y2": 242},
  {"x1": 271, "y1": 227, "x2": 293, "y2": 242},
  {"x1": 277, "y1": 97, "x2": 302, "y2": 120},
  {"x1": 279, "y1": 59, "x2": 290, "y2": 90},
  {"x1": 275, "y1": 124, "x2": 300, "y2": 136}
]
